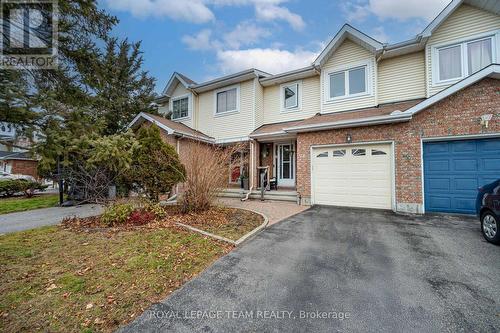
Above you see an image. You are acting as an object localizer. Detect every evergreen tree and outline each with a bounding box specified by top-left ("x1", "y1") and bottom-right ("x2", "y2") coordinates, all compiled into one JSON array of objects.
[{"x1": 85, "y1": 38, "x2": 156, "y2": 135}]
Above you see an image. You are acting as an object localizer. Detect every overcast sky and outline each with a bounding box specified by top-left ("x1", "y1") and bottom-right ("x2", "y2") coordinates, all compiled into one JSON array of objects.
[{"x1": 101, "y1": 0, "x2": 450, "y2": 93}]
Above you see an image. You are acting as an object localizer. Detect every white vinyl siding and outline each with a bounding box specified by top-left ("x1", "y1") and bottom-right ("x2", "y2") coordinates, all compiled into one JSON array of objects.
[
  {"x1": 198, "y1": 80, "x2": 254, "y2": 141},
  {"x1": 321, "y1": 39, "x2": 376, "y2": 113},
  {"x1": 263, "y1": 75, "x2": 320, "y2": 124},
  {"x1": 426, "y1": 4, "x2": 500, "y2": 96},
  {"x1": 254, "y1": 78, "x2": 264, "y2": 128},
  {"x1": 377, "y1": 51, "x2": 426, "y2": 104}
]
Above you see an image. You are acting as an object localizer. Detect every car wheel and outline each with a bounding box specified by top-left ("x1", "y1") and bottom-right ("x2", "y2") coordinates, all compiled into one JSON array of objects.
[{"x1": 481, "y1": 211, "x2": 500, "y2": 245}]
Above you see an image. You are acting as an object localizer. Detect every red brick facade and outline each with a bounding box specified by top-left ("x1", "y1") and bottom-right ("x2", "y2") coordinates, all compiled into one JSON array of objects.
[
  {"x1": 296, "y1": 78, "x2": 500, "y2": 212},
  {"x1": 11, "y1": 159, "x2": 38, "y2": 178}
]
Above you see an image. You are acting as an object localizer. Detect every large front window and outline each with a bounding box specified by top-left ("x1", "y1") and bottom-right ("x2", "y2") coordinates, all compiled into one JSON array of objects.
[
  {"x1": 172, "y1": 97, "x2": 189, "y2": 119},
  {"x1": 436, "y1": 36, "x2": 493, "y2": 83},
  {"x1": 328, "y1": 65, "x2": 367, "y2": 99},
  {"x1": 216, "y1": 87, "x2": 238, "y2": 114}
]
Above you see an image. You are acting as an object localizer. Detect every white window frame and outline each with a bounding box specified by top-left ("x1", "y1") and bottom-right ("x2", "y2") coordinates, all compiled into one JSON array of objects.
[
  {"x1": 214, "y1": 84, "x2": 240, "y2": 116},
  {"x1": 432, "y1": 30, "x2": 498, "y2": 86},
  {"x1": 280, "y1": 81, "x2": 302, "y2": 113},
  {"x1": 169, "y1": 93, "x2": 191, "y2": 121},
  {"x1": 324, "y1": 61, "x2": 372, "y2": 103}
]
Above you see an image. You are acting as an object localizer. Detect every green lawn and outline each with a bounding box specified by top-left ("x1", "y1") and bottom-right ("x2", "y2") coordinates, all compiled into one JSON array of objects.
[
  {"x1": 0, "y1": 194, "x2": 60, "y2": 215},
  {"x1": 0, "y1": 226, "x2": 231, "y2": 332}
]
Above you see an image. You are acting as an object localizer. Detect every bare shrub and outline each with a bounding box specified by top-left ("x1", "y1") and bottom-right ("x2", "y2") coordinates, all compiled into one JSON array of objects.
[{"x1": 179, "y1": 141, "x2": 246, "y2": 213}]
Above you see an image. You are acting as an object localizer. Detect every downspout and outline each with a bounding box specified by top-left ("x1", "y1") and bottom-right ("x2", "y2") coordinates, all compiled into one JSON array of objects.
[
  {"x1": 168, "y1": 135, "x2": 183, "y2": 201},
  {"x1": 241, "y1": 139, "x2": 256, "y2": 201}
]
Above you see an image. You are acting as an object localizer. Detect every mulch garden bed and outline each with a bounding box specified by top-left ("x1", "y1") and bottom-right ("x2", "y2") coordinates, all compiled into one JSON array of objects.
[{"x1": 62, "y1": 205, "x2": 264, "y2": 241}]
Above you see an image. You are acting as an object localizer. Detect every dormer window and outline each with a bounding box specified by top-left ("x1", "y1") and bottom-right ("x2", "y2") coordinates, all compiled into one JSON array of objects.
[
  {"x1": 327, "y1": 64, "x2": 368, "y2": 101},
  {"x1": 434, "y1": 35, "x2": 493, "y2": 84},
  {"x1": 171, "y1": 95, "x2": 189, "y2": 120}
]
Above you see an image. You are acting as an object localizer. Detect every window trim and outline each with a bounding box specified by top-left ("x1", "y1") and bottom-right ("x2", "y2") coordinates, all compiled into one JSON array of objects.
[
  {"x1": 170, "y1": 93, "x2": 191, "y2": 121},
  {"x1": 324, "y1": 60, "x2": 372, "y2": 103},
  {"x1": 280, "y1": 81, "x2": 302, "y2": 113},
  {"x1": 213, "y1": 84, "x2": 240, "y2": 117},
  {"x1": 431, "y1": 30, "x2": 498, "y2": 86}
]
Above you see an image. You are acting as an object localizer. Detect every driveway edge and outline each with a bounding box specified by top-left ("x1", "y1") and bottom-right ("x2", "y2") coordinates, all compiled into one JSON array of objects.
[{"x1": 174, "y1": 208, "x2": 269, "y2": 246}]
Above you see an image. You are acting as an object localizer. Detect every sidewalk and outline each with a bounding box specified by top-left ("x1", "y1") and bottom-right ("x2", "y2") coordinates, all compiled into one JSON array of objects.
[{"x1": 0, "y1": 204, "x2": 104, "y2": 234}]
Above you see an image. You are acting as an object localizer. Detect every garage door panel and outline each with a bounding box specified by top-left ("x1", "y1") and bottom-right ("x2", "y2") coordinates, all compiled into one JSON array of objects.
[
  {"x1": 452, "y1": 141, "x2": 476, "y2": 153},
  {"x1": 312, "y1": 143, "x2": 392, "y2": 210},
  {"x1": 424, "y1": 138, "x2": 500, "y2": 214},
  {"x1": 480, "y1": 139, "x2": 500, "y2": 151},
  {"x1": 454, "y1": 178, "x2": 478, "y2": 191},
  {"x1": 427, "y1": 160, "x2": 449, "y2": 171},
  {"x1": 453, "y1": 159, "x2": 477, "y2": 171},
  {"x1": 483, "y1": 158, "x2": 500, "y2": 170},
  {"x1": 427, "y1": 178, "x2": 450, "y2": 191}
]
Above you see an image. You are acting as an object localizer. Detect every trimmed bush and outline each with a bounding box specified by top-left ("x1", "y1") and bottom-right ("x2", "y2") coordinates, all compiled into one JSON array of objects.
[
  {"x1": 101, "y1": 202, "x2": 135, "y2": 226},
  {"x1": 0, "y1": 179, "x2": 48, "y2": 198}
]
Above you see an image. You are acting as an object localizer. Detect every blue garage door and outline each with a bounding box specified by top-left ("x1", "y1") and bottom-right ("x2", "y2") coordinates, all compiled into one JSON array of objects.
[{"x1": 423, "y1": 138, "x2": 500, "y2": 214}]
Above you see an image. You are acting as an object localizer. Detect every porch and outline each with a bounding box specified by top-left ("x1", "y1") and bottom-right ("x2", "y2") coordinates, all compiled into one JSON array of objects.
[{"x1": 221, "y1": 136, "x2": 299, "y2": 203}]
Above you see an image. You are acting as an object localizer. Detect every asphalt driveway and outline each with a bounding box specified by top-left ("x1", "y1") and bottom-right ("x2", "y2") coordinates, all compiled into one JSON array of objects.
[
  {"x1": 0, "y1": 204, "x2": 103, "y2": 234},
  {"x1": 121, "y1": 206, "x2": 500, "y2": 332}
]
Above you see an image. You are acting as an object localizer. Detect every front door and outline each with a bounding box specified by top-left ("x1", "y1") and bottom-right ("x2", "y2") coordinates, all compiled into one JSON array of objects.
[{"x1": 276, "y1": 142, "x2": 295, "y2": 187}]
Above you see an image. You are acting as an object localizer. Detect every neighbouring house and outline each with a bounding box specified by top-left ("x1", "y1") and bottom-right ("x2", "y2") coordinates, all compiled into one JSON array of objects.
[
  {"x1": 129, "y1": 0, "x2": 500, "y2": 215},
  {"x1": 0, "y1": 122, "x2": 38, "y2": 179},
  {"x1": 0, "y1": 151, "x2": 38, "y2": 179}
]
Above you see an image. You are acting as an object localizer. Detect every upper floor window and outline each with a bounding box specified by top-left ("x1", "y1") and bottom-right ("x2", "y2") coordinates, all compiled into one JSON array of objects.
[
  {"x1": 216, "y1": 86, "x2": 239, "y2": 115},
  {"x1": 327, "y1": 65, "x2": 367, "y2": 100},
  {"x1": 281, "y1": 81, "x2": 301, "y2": 112},
  {"x1": 436, "y1": 36, "x2": 493, "y2": 84},
  {"x1": 172, "y1": 96, "x2": 189, "y2": 120}
]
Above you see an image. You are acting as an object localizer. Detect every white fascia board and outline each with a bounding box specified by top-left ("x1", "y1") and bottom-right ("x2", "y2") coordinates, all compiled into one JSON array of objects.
[
  {"x1": 175, "y1": 131, "x2": 215, "y2": 144},
  {"x1": 420, "y1": 0, "x2": 463, "y2": 38},
  {"x1": 162, "y1": 73, "x2": 192, "y2": 96},
  {"x1": 127, "y1": 112, "x2": 174, "y2": 135},
  {"x1": 260, "y1": 66, "x2": 318, "y2": 87},
  {"x1": 249, "y1": 131, "x2": 287, "y2": 138},
  {"x1": 403, "y1": 64, "x2": 500, "y2": 116},
  {"x1": 284, "y1": 113, "x2": 413, "y2": 133},
  {"x1": 215, "y1": 136, "x2": 250, "y2": 144}
]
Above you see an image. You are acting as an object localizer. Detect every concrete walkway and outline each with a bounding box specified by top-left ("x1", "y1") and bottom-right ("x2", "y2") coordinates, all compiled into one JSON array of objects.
[
  {"x1": 217, "y1": 197, "x2": 308, "y2": 225},
  {"x1": 0, "y1": 204, "x2": 104, "y2": 234}
]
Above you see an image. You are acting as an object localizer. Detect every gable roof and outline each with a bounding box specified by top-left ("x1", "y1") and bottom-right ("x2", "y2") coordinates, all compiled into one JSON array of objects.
[
  {"x1": 190, "y1": 69, "x2": 271, "y2": 93},
  {"x1": 0, "y1": 151, "x2": 36, "y2": 161},
  {"x1": 420, "y1": 0, "x2": 500, "y2": 38},
  {"x1": 314, "y1": 0, "x2": 500, "y2": 64},
  {"x1": 313, "y1": 24, "x2": 384, "y2": 67},
  {"x1": 162, "y1": 72, "x2": 196, "y2": 97},
  {"x1": 128, "y1": 112, "x2": 215, "y2": 143}
]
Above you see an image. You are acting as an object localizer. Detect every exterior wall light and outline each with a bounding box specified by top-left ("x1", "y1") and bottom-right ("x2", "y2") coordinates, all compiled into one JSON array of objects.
[{"x1": 346, "y1": 134, "x2": 352, "y2": 143}]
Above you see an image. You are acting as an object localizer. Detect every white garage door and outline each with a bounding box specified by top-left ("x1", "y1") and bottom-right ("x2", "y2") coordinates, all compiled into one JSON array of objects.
[{"x1": 312, "y1": 143, "x2": 393, "y2": 209}]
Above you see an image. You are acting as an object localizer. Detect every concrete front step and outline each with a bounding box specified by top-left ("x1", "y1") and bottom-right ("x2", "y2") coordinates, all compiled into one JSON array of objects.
[{"x1": 218, "y1": 188, "x2": 298, "y2": 203}]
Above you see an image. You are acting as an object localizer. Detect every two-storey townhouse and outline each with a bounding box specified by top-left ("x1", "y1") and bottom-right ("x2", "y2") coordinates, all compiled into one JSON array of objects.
[{"x1": 130, "y1": 0, "x2": 500, "y2": 215}]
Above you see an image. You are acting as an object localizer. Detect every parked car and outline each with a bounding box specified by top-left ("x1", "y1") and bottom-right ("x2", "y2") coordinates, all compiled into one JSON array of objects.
[
  {"x1": 476, "y1": 180, "x2": 500, "y2": 245},
  {"x1": 0, "y1": 172, "x2": 36, "y2": 182}
]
